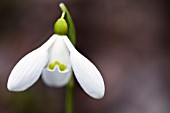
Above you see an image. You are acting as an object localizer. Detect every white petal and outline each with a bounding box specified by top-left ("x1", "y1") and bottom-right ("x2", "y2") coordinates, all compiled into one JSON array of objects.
[
  {"x1": 7, "y1": 35, "x2": 57, "y2": 91},
  {"x1": 48, "y1": 35, "x2": 71, "y2": 67},
  {"x1": 40, "y1": 34, "x2": 58, "y2": 51},
  {"x1": 42, "y1": 66, "x2": 72, "y2": 87},
  {"x1": 63, "y1": 36, "x2": 105, "y2": 99},
  {"x1": 62, "y1": 36, "x2": 76, "y2": 53}
]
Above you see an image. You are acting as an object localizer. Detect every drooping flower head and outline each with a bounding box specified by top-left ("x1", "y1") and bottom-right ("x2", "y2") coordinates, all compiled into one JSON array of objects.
[{"x1": 7, "y1": 6, "x2": 105, "y2": 99}]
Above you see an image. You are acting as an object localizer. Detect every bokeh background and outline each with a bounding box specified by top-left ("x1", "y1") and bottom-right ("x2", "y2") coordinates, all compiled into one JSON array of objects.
[{"x1": 0, "y1": 0, "x2": 170, "y2": 113}]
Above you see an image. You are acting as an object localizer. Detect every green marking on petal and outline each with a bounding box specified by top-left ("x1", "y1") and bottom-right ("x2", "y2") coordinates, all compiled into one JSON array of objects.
[
  {"x1": 49, "y1": 63, "x2": 55, "y2": 70},
  {"x1": 59, "y1": 63, "x2": 67, "y2": 71},
  {"x1": 54, "y1": 61, "x2": 60, "y2": 66},
  {"x1": 49, "y1": 61, "x2": 67, "y2": 71}
]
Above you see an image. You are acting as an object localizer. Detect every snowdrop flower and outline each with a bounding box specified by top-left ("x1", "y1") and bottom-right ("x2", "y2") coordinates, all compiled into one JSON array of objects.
[{"x1": 7, "y1": 13, "x2": 105, "y2": 99}]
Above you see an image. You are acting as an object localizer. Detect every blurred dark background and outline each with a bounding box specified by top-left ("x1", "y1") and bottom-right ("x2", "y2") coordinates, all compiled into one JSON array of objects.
[{"x1": 0, "y1": 0, "x2": 170, "y2": 113}]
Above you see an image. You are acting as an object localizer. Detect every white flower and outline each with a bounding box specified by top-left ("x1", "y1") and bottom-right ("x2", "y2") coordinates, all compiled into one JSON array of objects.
[{"x1": 7, "y1": 34, "x2": 105, "y2": 99}]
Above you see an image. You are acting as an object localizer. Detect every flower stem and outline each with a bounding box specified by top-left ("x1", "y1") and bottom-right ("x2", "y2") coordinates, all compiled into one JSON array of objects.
[
  {"x1": 61, "y1": 12, "x2": 66, "y2": 19},
  {"x1": 65, "y1": 76, "x2": 74, "y2": 113}
]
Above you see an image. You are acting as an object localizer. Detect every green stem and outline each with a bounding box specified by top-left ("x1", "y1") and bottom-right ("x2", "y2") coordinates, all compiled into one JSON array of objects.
[
  {"x1": 66, "y1": 76, "x2": 74, "y2": 113},
  {"x1": 61, "y1": 12, "x2": 66, "y2": 19}
]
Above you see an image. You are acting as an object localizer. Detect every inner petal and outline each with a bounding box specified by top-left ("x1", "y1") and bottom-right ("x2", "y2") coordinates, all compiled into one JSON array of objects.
[{"x1": 47, "y1": 35, "x2": 71, "y2": 71}]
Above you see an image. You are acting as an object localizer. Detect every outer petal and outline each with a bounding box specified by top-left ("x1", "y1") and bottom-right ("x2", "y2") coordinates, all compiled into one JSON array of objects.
[
  {"x1": 40, "y1": 34, "x2": 58, "y2": 50},
  {"x1": 7, "y1": 35, "x2": 56, "y2": 91},
  {"x1": 63, "y1": 36, "x2": 105, "y2": 99},
  {"x1": 42, "y1": 66, "x2": 72, "y2": 87}
]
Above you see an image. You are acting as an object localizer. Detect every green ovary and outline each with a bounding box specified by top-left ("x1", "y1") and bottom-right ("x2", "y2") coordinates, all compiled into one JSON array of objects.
[{"x1": 49, "y1": 61, "x2": 67, "y2": 71}]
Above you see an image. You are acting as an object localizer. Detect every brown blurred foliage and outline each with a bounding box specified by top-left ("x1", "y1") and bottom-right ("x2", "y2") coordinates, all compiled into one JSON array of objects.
[{"x1": 0, "y1": 0, "x2": 170, "y2": 113}]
